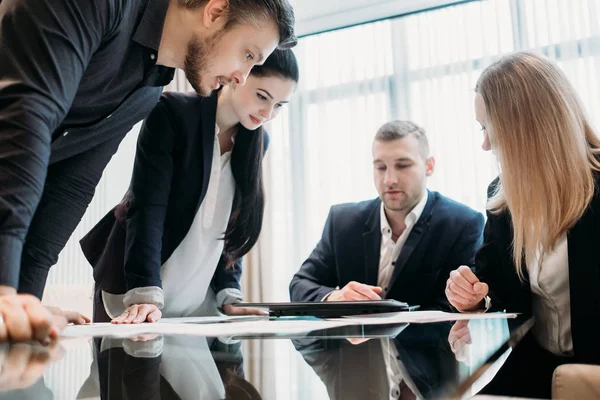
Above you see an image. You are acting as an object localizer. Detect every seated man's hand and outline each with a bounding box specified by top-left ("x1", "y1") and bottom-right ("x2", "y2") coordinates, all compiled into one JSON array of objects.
[
  {"x1": 222, "y1": 304, "x2": 268, "y2": 316},
  {"x1": 46, "y1": 306, "x2": 90, "y2": 325},
  {"x1": 326, "y1": 281, "x2": 383, "y2": 301},
  {"x1": 0, "y1": 294, "x2": 67, "y2": 343},
  {"x1": 445, "y1": 266, "x2": 488, "y2": 312},
  {"x1": 0, "y1": 341, "x2": 64, "y2": 391},
  {"x1": 112, "y1": 304, "x2": 161, "y2": 324}
]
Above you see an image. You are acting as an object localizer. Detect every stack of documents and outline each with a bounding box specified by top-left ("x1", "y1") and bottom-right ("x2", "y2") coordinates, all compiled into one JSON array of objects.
[
  {"x1": 61, "y1": 311, "x2": 517, "y2": 339},
  {"x1": 61, "y1": 316, "x2": 351, "y2": 338},
  {"x1": 337, "y1": 310, "x2": 518, "y2": 325}
]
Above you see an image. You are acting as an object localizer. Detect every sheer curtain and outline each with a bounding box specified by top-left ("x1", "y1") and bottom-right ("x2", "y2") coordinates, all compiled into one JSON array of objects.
[
  {"x1": 245, "y1": 0, "x2": 600, "y2": 398},
  {"x1": 251, "y1": 0, "x2": 600, "y2": 303}
]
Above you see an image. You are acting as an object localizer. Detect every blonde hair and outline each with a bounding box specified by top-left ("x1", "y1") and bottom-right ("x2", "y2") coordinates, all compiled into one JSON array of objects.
[{"x1": 476, "y1": 51, "x2": 600, "y2": 279}]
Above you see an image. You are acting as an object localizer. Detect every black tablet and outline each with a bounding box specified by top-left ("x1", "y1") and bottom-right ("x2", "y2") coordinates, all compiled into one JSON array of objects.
[{"x1": 231, "y1": 299, "x2": 416, "y2": 318}]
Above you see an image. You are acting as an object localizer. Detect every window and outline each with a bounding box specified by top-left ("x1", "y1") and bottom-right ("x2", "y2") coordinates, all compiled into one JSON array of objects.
[
  {"x1": 265, "y1": 0, "x2": 600, "y2": 299},
  {"x1": 252, "y1": 2, "x2": 600, "y2": 397}
]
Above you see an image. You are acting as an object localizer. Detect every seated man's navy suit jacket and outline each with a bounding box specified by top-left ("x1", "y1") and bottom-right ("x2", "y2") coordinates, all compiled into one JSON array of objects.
[{"x1": 289, "y1": 191, "x2": 484, "y2": 310}]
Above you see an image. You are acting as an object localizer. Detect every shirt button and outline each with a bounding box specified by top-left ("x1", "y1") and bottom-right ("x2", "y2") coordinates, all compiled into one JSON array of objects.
[
  {"x1": 63, "y1": 131, "x2": 69, "y2": 136},
  {"x1": 150, "y1": 54, "x2": 156, "y2": 60}
]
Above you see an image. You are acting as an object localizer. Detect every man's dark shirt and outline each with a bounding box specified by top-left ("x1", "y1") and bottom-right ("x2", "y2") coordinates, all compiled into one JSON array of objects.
[{"x1": 0, "y1": 0, "x2": 175, "y2": 287}]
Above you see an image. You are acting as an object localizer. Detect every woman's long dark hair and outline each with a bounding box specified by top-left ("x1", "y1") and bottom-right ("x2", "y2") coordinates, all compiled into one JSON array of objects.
[{"x1": 222, "y1": 49, "x2": 299, "y2": 266}]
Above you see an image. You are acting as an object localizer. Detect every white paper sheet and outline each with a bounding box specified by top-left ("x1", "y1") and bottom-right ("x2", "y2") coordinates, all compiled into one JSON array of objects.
[
  {"x1": 156, "y1": 315, "x2": 268, "y2": 324},
  {"x1": 338, "y1": 310, "x2": 518, "y2": 325},
  {"x1": 61, "y1": 317, "x2": 354, "y2": 339},
  {"x1": 61, "y1": 311, "x2": 518, "y2": 339}
]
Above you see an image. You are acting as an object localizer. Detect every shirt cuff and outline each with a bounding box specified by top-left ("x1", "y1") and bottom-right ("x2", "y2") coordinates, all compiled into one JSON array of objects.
[
  {"x1": 100, "y1": 337, "x2": 126, "y2": 353},
  {"x1": 217, "y1": 336, "x2": 242, "y2": 345},
  {"x1": 483, "y1": 295, "x2": 492, "y2": 312},
  {"x1": 123, "y1": 286, "x2": 164, "y2": 309},
  {"x1": 123, "y1": 336, "x2": 164, "y2": 358},
  {"x1": 0, "y1": 234, "x2": 23, "y2": 289},
  {"x1": 321, "y1": 291, "x2": 334, "y2": 302},
  {"x1": 216, "y1": 288, "x2": 243, "y2": 308}
]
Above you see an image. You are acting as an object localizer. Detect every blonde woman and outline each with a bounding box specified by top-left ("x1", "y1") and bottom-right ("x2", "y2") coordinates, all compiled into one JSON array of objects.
[{"x1": 446, "y1": 51, "x2": 600, "y2": 398}]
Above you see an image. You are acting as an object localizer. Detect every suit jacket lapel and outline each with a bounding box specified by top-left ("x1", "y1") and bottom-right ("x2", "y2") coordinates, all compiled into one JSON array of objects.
[
  {"x1": 387, "y1": 192, "x2": 435, "y2": 291},
  {"x1": 363, "y1": 200, "x2": 382, "y2": 286},
  {"x1": 196, "y1": 92, "x2": 219, "y2": 214}
]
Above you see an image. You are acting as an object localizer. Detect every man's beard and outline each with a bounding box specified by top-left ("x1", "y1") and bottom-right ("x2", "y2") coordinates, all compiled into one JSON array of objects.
[
  {"x1": 183, "y1": 30, "x2": 222, "y2": 96},
  {"x1": 382, "y1": 191, "x2": 419, "y2": 212}
]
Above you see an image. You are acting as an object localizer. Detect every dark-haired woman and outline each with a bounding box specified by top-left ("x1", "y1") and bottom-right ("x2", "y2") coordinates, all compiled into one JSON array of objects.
[{"x1": 81, "y1": 49, "x2": 299, "y2": 323}]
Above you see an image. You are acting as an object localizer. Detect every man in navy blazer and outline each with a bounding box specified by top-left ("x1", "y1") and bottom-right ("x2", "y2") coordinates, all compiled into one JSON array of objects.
[{"x1": 289, "y1": 121, "x2": 484, "y2": 310}]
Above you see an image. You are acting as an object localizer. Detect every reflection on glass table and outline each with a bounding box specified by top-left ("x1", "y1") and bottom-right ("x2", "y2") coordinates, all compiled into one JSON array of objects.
[{"x1": 0, "y1": 316, "x2": 533, "y2": 400}]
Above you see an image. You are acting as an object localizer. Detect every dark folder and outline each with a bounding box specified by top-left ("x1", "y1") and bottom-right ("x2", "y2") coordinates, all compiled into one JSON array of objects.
[{"x1": 231, "y1": 299, "x2": 418, "y2": 318}]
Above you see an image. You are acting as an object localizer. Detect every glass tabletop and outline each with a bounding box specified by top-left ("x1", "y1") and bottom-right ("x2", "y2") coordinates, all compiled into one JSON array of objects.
[{"x1": 0, "y1": 315, "x2": 533, "y2": 400}]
